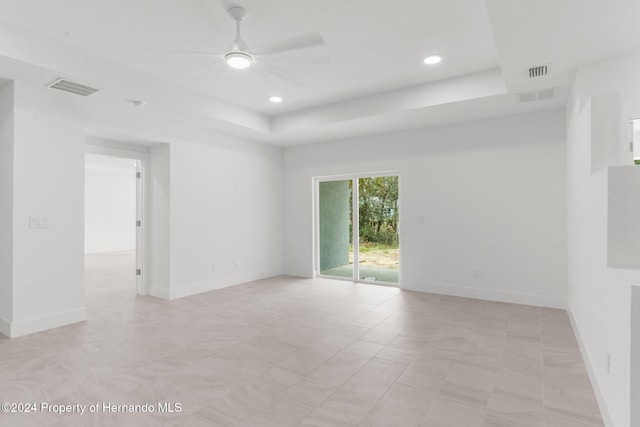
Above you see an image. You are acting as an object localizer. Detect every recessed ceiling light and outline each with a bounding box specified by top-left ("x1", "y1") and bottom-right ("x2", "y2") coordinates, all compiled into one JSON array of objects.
[
  {"x1": 269, "y1": 96, "x2": 283, "y2": 103},
  {"x1": 128, "y1": 100, "x2": 146, "y2": 108},
  {"x1": 423, "y1": 55, "x2": 442, "y2": 65},
  {"x1": 225, "y1": 51, "x2": 253, "y2": 70}
]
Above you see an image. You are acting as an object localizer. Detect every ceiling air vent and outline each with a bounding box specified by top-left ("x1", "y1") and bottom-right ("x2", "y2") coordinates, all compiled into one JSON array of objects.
[
  {"x1": 528, "y1": 64, "x2": 550, "y2": 78},
  {"x1": 46, "y1": 78, "x2": 99, "y2": 96},
  {"x1": 516, "y1": 87, "x2": 559, "y2": 103}
]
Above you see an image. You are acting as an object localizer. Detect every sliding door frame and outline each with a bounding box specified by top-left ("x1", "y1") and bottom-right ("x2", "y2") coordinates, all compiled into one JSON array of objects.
[{"x1": 313, "y1": 171, "x2": 401, "y2": 287}]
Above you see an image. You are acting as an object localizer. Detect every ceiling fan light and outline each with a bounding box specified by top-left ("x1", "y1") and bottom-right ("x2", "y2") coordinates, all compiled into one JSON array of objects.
[
  {"x1": 423, "y1": 55, "x2": 442, "y2": 65},
  {"x1": 225, "y1": 51, "x2": 253, "y2": 70}
]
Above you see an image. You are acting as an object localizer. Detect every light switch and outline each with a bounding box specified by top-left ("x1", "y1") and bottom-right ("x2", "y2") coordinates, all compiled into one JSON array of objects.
[
  {"x1": 416, "y1": 215, "x2": 425, "y2": 224},
  {"x1": 29, "y1": 216, "x2": 51, "y2": 229}
]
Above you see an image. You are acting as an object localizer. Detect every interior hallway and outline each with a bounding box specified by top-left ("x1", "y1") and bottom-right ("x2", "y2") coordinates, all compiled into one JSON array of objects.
[{"x1": 0, "y1": 253, "x2": 603, "y2": 426}]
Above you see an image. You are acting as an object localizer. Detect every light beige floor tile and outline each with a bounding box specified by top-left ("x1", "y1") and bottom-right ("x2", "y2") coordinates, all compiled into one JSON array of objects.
[
  {"x1": 341, "y1": 358, "x2": 407, "y2": 400},
  {"x1": 359, "y1": 324, "x2": 404, "y2": 345},
  {"x1": 396, "y1": 353, "x2": 455, "y2": 393},
  {"x1": 375, "y1": 345, "x2": 420, "y2": 365},
  {"x1": 325, "y1": 340, "x2": 384, "y2": 372},
  {"x1": 544, "y1": 375, "x2": 603, "y2": 426},
  {"x1": 421, "y1": 396, "x2": 487, "y2": 427},
  {"x1": 349, "y1": 310, "x2": 392, "y2": 329},
  {"x1": 0, "y1": 252, "x2": 605, "y2": 427},
  {"x1": 299, "y1": 389, "x2": 377, "y2": 426},
  {"x1": 360, "y1": 383, "x2": 435, "y2": 427},
  {"x1": 438, "y1": 378, "x2": 493, "y2": 409},
  {"x1": 236, "y1": 396, "x2": 314, "y2": 427},
  {"x1": 485, "y1": 386, "x2": 544, "y2": 427},
  {"x1": 545, "y1": 412, "x2": 604, "y2": 427},
  {"x1": 282, "y1": 378, "x2": 337, "y2": 408},
  {"x1": 491, "y1": 371, "x2": 543, "y2": 400}
]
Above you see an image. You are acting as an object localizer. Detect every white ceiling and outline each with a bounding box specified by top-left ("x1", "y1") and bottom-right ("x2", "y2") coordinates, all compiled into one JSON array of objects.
[{"x1": 1, "y1": 0, "x2": 640, "y2": 146}]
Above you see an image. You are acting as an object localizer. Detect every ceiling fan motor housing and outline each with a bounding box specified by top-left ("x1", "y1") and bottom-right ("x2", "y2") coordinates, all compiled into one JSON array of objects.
[{"x1": 228, "y1": 6, "x2": 247, "y2": 22}]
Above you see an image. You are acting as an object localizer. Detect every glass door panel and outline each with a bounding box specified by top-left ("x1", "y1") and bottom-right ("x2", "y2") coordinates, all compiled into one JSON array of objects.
[
  {"x1": 319, "y1": 180, "x2": 353, "y2": 278},
  {"x1": 357, "y1": 176, "x2": 399, "y2": 284}
]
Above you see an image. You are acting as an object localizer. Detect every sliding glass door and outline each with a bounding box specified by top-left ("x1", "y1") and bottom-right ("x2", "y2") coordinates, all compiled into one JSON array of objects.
[
  {"x1": 318, "y1": 174, "x2": 399, "y2": 285},
  {"x1": 318, "y1": 180, "x2": 354, "y2": 279}
]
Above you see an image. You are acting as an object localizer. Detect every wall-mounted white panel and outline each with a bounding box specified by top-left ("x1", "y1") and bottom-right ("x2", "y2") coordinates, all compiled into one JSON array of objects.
[{"x1": 608, "y1": 166, "x2": 640, "y2": 269}]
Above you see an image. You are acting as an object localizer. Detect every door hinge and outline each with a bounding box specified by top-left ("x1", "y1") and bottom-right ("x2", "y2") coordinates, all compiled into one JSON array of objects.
[
  {"x1": 136, "y1": 171, "x2": 141, "y2": 178},
  {"x1": 630, "y1": 140, "x2": 634, "y2": 153},
  {"x1": 136, "y1": 220, "x2": 141, "y2": 227},
  {"x1": 136, "y1": 269, "x2": 141, "y2": 276}
]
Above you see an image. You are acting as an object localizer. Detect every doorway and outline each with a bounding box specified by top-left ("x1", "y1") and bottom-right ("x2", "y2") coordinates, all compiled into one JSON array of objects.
[
  {"x1": 84, "y1": 153, "x2": 143, "y2": 299},
  {"x1": 316, "y1": 174, "x2": 400, "y2": 285}
]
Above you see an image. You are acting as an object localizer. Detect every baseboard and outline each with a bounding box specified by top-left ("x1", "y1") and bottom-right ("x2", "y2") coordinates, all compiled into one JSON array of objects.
[
  {"x1": 151, "y1": 270, "x2": 281, "y2": 300},
  {"x1": 0, "y1": 316, "x2": 10, "y2": 338},
  {"x1": 567, "y1": 306, "x2": 615, "y2": 427},
  {"x1": 149, "y1": 285, "x2": 170, "y2": 299},
  {"x1": 7, "y1": 307, "x2": 87, "y2": 338},
  {"x1": 400, "y1": 281, "x2": 566, "y2": 309},
  {"x1": 84, "y1": 248, "x2": 136, "y2": 254}
]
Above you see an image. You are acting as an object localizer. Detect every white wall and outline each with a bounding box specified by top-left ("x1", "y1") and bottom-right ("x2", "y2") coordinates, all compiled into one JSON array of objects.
[
  {"x1": 0, "y1": 78, "x2": 285, "y2": 335},
  {"x1": 149, "y1": 144, "x2": 170, "y2": 296},
  {"x1": 84, "y1": 160, "x2": 136, "y2": 253},
  {"x1": 566, "y1": 52, "x2": 640, "y2": 427},
  {"x1": 283, "y1": 109, "x2": 567, "y2": 308},
  {"x1": 154, "y1": 137, "x2": 283, "y2": 299},
  {"x1": 0, "y1": 82, "x2": 14, "y2": 336},
  {"x1": 9, "y1": 81, "x2": 86, "y2": 337}
]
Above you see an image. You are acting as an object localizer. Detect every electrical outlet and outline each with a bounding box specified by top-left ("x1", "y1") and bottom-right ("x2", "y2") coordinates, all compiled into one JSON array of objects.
[
  {"x1": 211, "y1": 264, "x2": 216, "y2": 272},
  {"x1": 473, "y1": 269, "x2": 480, "y2": 279}
]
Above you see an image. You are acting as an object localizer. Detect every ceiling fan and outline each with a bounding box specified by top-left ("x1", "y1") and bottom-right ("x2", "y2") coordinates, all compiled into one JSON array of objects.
[{"x1": 208, "y1": 5, "x2": 326, "y2": 72}]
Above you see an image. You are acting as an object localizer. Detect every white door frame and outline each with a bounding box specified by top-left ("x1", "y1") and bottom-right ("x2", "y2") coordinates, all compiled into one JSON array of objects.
[
  {"x1": 314, "y1": 171, "x2": 401, "y2": 286},
  {"x1": 85, "y1": 142, "x2": 150, "y2": 295}
]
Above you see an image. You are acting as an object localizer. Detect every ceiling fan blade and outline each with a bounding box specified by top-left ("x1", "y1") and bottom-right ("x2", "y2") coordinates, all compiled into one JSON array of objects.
[
  {"x1": 250, "y1": 33, "x2": 325, "y2": 56},
  {"x1": 255, "y1": 62, "x2": 302, "y2": 86},
  {"x1": 183, "y1": 60, "x2": 227, "y2": 82},
  {"x1": 265, "y1": 53, "x2": 331, "y2": 65},
  {"x1": 155, "y1": 50, "x2": 224, "y2": 57}
]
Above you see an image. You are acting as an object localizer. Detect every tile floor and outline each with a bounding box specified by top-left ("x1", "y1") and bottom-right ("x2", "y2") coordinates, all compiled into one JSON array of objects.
[{"x1": 0, "y1": 252, "x2": 604, "y2": 426}]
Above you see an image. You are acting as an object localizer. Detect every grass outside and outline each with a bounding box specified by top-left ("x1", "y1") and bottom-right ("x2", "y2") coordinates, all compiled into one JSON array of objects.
[{"x1": 349, "y1": 242, "x2": 399, "y2": 269}]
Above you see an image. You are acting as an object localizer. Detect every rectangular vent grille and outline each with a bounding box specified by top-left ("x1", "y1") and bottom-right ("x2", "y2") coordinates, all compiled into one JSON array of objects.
[
  {"x1": 516, "y1": 87, "x2": 559, "y2": 103},
  {"x1": 46, "y1": 78, "x2": 99, "y2": 96},
  {"x1": 528, "y1": 64, "x2": 549, "y2": 78}
]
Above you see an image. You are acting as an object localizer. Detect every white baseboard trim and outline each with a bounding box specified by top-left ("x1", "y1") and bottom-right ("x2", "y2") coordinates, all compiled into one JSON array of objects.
[
  {"x1": 400, "y1": 281, "x2": 566, "y2": 309},
  {"x1": 7, "y1": 307, "x2": 87, "y2": 338},
  {"x1": 85, "y1": 248, "x2": 136, "y2": 255},
  {"x1": 151, "y1": 270, "x2": 281, "y2": 300},
  {"x1": 567, "y1": 306, "x2": 614, "y2": 427},
  {"x1": 149, "y1": 285, "x2": 170, "y2": 299},
  {"x1": 0, "y1": 316, "x2": 10, "y2": 338}
]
